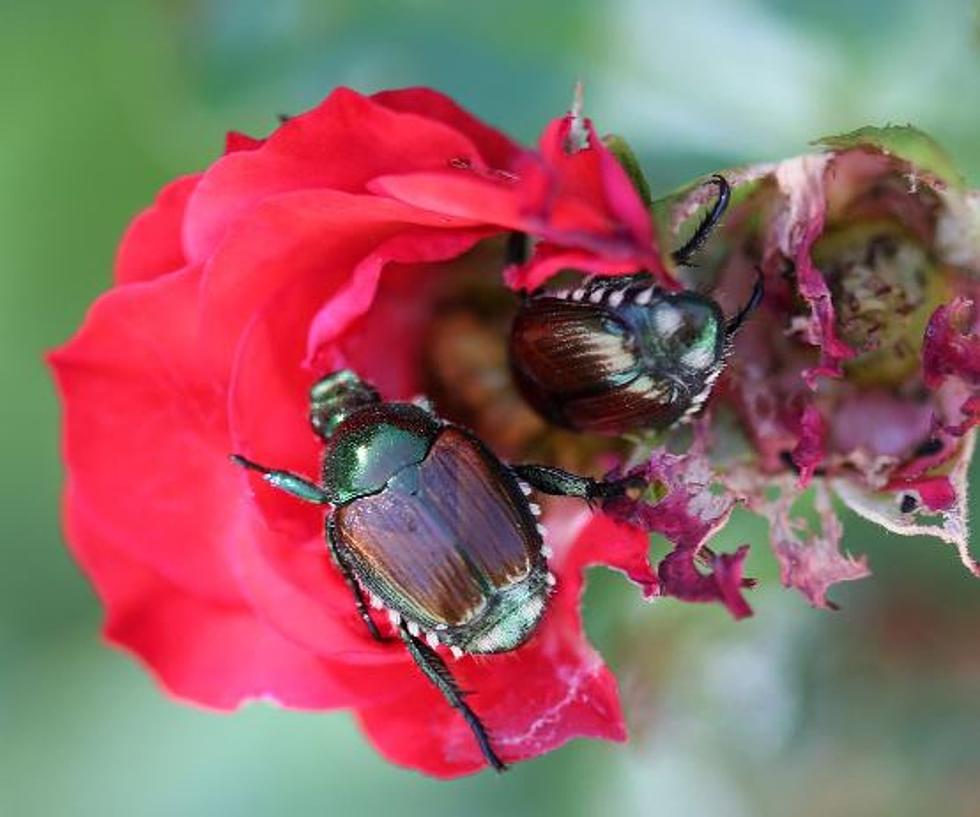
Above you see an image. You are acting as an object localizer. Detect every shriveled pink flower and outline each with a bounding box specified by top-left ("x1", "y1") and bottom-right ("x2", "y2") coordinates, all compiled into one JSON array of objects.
[{"x1": 648, "y1": 126, "x2": 980, "y2": 607}]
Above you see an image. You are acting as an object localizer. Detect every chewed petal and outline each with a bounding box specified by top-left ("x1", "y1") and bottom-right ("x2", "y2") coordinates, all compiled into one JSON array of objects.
[
  {"x1": 791, "y1": 404, "x2": 827, "y2": 488},
  {"x1": 772, "y1": 155, "x2": 855, "y2": 385},
  {"x1": 922, "y1": 298, "x2": 980, "y2": 438},
  {"x1": 769, "y1": 482, "x2": 870, "y2": 609},
  {"x1": 834, "y1": 429, "x2": 979, "y2": 577},
  {"x1": 603, "y1": 448, "x2": 755, "y2": 619}
]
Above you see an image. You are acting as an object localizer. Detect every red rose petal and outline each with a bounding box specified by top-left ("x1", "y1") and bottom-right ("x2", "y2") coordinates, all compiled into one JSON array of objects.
[
  {"x1": 303, "y1": 227, "x2": 496, "y2": 380},
  {"x1": 183, "y1": 88, "x2": 494, "y2": 261},
  {"x1": 372, "y1": 114, "x2": 670, "y2": 293},
  {"x1": 198, "y1": 190, "x2": 479, "y2": 379},
  {"x1": 49, "y1": 267, "x2": 241, "y2": 601},
  {"x1": 224, "y1": 131, "x2": 265, "y2": 153},
  {"x1": 114, "y1": 174, "x2": 200, "y2": 285},
  {"x1": 371, "y1": 87, "x2": 521, "y2": 171},
  {"x1": 66, "y1": 483, "x2": 366, "y2": 710}
]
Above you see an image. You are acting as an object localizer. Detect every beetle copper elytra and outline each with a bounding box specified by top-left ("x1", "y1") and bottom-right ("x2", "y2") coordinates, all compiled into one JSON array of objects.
[
  {"x1": 231, "y1": 369, "x2": 640, "y2": 771},
  {"x1": 509, "y1": 176, "x2": 764, "y2": 435}
]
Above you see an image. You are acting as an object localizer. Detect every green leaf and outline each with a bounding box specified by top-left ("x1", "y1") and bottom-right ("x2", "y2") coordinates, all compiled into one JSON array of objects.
[
  {"x1": 816, "y1": 125, "x2": 964, "y2": 189},
  {"x1": 603, "y1": 134, "x2": 652, "y2": 207}
]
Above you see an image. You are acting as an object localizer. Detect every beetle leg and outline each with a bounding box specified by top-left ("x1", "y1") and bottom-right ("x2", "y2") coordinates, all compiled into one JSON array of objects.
[
  {"x1": 230, "y1": 454, "x2": 329, "y2": 503},
  {"x1": 399, "y1": 624, "x2": 507, "y2": 772},
  {"x1": 725, "y1": 265, "x2": 765, "y2": 338},
  {"x1": 671, "y1": 174, "x2": 731, "y2": 266},
  {"x1": 326, "y1": 515, "x2": 389, "y2": 643},
  {"x1": 511, "y1": 464, "x2": 644, "y2": 504}
]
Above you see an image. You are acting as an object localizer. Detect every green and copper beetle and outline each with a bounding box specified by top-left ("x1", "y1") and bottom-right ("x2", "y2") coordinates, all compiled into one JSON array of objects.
[
  {"x1": 509, "y1": 176, "x2": 764, "y2": 435},
  {"x1": 231, "y1": 369, "x2": 639, "y2": 771}
]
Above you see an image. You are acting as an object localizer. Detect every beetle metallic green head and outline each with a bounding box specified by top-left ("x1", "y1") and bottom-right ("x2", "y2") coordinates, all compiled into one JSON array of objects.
[{"x1": 310, "y1": 368, "x2": 381, "y2": 439}]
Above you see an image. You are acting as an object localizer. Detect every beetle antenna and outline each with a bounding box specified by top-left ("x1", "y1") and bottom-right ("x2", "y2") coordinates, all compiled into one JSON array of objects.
[
  {"x1": 726, "y1": 266, "x2": 764, "y2": 337},
  {"x1": 672, "y1": 175, "x2": 731, "y2": 266}
]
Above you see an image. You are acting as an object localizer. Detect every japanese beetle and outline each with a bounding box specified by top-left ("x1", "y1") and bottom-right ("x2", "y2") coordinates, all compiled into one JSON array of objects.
[
  {"x1": 509, "y1": 176, "x2": 763, "y2": 434},
  {"x1": 231, "y1": 369, "x2": 638, "y2": 771}
]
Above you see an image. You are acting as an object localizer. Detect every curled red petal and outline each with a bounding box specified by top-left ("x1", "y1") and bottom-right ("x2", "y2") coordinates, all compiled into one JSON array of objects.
[
  {"x1": 198, "y1": 190, "x2": 479, "y2": 381},
  {"x1": 372, "y1": 112, "x2": 670, "y2": 293},
  {"x1": 183, "y1": 87, "x2": 496, "y2": 261},
  {"x1": 224, "y1": 131, "x2": 266, "y2": 153},
  {"x1": 371, "y1": 86, "x2": 521, "y2": 171},
  {"x1": 658, "y1": 545, "x2": 753, "y2": 620},
  {"x1": 113, "y1": 174, "x2": 199, "y2": 285}
]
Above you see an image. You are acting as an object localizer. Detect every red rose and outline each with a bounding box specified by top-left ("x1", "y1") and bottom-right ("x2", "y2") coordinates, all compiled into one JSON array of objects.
[{"x1": 49, "y1": 87, "x2": 667, "y2": 777}]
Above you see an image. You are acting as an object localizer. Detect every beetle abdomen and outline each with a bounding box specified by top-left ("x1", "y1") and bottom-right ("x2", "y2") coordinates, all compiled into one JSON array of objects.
[{"x1": 333, "y1": 427, "x2": 543, "y2": 642}]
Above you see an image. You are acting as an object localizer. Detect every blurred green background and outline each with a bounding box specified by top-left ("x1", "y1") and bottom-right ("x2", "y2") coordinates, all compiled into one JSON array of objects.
[{"x1": 3, "y1": 0, "x2": 980, "y2": 814}]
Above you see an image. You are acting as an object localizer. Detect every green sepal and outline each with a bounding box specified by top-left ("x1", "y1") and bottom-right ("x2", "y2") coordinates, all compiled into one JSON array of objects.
[
  {"x1": 815, "y1": 125, "x2": 964, "y2": 189},
  {"x1": 603, "y1": 134, "x2": 652, "y2": 207}
]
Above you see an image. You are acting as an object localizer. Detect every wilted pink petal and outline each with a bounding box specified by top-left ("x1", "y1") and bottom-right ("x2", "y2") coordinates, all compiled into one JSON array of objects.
[
  {"x1": 791, "y1": 404, "x2": 827, "y2": 487},
  {"x1": 922, "y1": 298, "x2": 980, "y2": 388},
  {"x1": 770, "y1": 156, "x2": 855, "y2": 385},
  {"x1": 658, "y1": 545, "x2": 754, "y2": 620},
  {"x1": 770, "y1": 482, "x2": 870, "y2": 609},
  {"x1": 833, "y1": 429, "x2": 979, "y2": 577}
]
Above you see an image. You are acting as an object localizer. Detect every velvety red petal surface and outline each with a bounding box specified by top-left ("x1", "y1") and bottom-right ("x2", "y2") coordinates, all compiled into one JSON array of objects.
[
  {"x1": 49, "y1": 267, "x2": 242, "y2": 602},
  {"x1": 66, "y1": 484, "x2": 364, "y2": 710}
]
